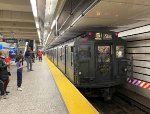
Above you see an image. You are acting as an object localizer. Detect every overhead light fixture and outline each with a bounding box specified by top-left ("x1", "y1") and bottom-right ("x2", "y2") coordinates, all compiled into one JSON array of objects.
[
  {"x1": 66, "y1": 26, "x2": 70, "y2": 31},
  {"x1": 119, "y1": 25, "x2": 150, "y2": 37},
  {"x1": 49, "y1": 0, "x2": 100, "y2": 45},
  {"x1": 36, "y1": 22, "x2": 39, "y2": 29},
  {"x1": 51, "y1": 20, "x2": 56, "y2": 29},
  {"x1": 58, "y1": 16, "x2": 71, "y2": 31},
  {"x1": 70, "y1": 0, "x2": 99, "y2": 27},
  {"x1": 60, "y1": 31, "x2": 65, "y2": 36},
  {"x1": 30, "y1": 0, "x2": 37, "y2": 18},
  {"x1": 82, "y1": 0, "x2": 99, "y2": 16},
  {"x1": 37, "y1": 30, "x2": 41, "y2": 42},
  {"x1": 30, "y1": 0, "x2": 41, "y2": 42}
]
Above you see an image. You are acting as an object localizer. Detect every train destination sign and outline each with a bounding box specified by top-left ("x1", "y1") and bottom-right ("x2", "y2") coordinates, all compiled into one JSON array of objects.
[
  {"x1": 94, "y1": 32, "x2": 112, "y2": 40},
  {"x1": 5, "y1": 39, "x2": 18, "y2": 43}
]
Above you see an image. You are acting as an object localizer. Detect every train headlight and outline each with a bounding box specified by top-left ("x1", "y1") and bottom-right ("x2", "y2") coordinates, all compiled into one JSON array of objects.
[
  {"x1": 79, "y1": 72, "x2": 82, "y2": 75},
  {"x1": 124, "y1": 68, "x2": 127, "y2": 72}
]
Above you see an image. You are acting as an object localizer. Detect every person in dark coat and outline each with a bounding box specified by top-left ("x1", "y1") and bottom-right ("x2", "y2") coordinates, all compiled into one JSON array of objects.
[
  {"x1": 0, "y1": 50, "x2": 9, "y2": 98},
  {"x1": 25, "y1": 47, "x2": 33, "y2": 71}
]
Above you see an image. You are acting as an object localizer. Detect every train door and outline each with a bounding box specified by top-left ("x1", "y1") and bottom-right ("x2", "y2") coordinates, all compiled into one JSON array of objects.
[
  {"x1": 61, "y1": 46, "x2": 66, "y2": 73},
  {"x1": 54, "y1": 48, "x2": 57, "y2": 65},
  {"x1": 75, "y1": 44, "x2": 94, "y2": 84},
  {"x1": 96, "y1": 44, "x2": 112, "y2": 81},
  {"x1": 66, "y1": 46, "x2": 74, "y2": 83},
  {"x1": 56, "y1": 48, "x2": 58, "y2": 66}
]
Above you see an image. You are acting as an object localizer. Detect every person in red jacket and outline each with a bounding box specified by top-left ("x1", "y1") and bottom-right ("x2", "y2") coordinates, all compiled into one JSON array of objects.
[
  {"x1": 4, "y1": 55, "x2": 11, "y2": 94},
  {"x1": 38, "y1": 51, "x2": 42, "y2": 62}
]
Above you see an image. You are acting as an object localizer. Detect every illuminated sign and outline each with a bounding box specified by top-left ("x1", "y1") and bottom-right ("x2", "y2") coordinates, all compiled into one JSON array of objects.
[
  {"x1": 103, "y1": 33, "x2": 112, "y2": 39},
  {"x1": 95, "y1": 32, "x2": 102, "y2": 40},
  {"x1": 85, "y1": 32, "x2": 113, "y2": 40},
  {"x1": 5, "y1": 39, "x2": 18, "y2": 43}
]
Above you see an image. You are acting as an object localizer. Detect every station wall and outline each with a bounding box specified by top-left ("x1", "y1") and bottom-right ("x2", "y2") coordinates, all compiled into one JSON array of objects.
[{"x1": 123, "y1": 32, "x2": 150, "y2": 99}]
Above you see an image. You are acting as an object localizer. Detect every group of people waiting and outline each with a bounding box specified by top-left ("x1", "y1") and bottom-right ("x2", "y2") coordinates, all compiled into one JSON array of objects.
[{"x1": 0, "y1": 47, "x2": 43, "y2": 99}]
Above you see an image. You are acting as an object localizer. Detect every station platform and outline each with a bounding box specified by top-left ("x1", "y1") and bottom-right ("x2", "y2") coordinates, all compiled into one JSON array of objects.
[{"x1": 0, "y1": 57, "x2": 99, "y2": 114}]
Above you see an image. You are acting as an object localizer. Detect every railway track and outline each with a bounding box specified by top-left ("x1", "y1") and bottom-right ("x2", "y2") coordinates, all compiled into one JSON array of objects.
[{"x1": 88, "y1": 91, "x2": 149, "y2": 114}]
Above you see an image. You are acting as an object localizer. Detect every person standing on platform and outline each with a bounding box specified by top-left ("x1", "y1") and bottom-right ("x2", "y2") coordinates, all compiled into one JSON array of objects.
[
  {"x1": 0, "y1": 50, "x2": 9, "y2": 98},
  {"x1": 25, "y1": 47, "x2": 33, "y2": 71},
  {"x1": 5, "y1": 55, "x2": 11, "y2": 94},
  {"x1": 38, "y1": 51, "x2": 43, "y2": 62},
  {"x1": 16, "y1": 55, "x2": 23, "y2": 91},
  {"x1": 30, "y1": 50, "x2": 35, "y2": 63},
  {"x1": 19, "y1": 51, "x2": 24, "y2": 66},
  {"x1": 0, "y1": 80, "x2": 5, "y2": 97}
]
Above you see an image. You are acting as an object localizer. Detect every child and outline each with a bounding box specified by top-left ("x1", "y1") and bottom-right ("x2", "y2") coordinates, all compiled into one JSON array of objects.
[{"x1": 16, "y1": 55, "x2": 23, "y2": 91}]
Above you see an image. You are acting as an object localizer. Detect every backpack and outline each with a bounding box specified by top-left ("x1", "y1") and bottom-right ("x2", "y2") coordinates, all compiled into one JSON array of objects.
[{"x1": 0, "y1": 58, "x2": 8, "y2": 81}]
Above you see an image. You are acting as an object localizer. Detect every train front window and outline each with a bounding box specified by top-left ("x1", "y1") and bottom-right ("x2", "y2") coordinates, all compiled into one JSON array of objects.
[
  {"x1": 79, "y1": 45, "x2": 91, "y2": 58},
  {"x1": 97, "y1": 46, "x2": 110, "y2": 63},
  {"x1": 116, "y1": 46, "x2": 124, "y2": 58}
]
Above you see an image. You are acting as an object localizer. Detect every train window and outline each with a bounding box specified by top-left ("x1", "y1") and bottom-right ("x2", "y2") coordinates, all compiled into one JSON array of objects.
[
  {"x1": 116, "y1": 46, "x2": 124, "y2": 58},
  {"x1": 79, "y1": 45, "x2": 91, "y2": 58},
  {"x1": 97, "y1": 46, "x2": 110, "y2": 63},
  {"x1": 55, "y1": 49, "x2": 57, "y2": 58},
  {"x1": 71, "y1": 46, "x2": 74, "y2": 52},
  {"x1": 60, "y1": 48, "x2": 62, "y2": 60}
]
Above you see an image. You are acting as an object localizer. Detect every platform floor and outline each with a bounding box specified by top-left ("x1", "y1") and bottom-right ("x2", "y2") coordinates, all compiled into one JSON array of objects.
[{"x1": 0, "y1": 59, "x2": 68, "y2": 114}]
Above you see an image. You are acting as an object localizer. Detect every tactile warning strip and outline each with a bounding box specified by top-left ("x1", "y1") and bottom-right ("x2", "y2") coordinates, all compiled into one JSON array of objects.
[{"x1": 45, "y1": 56, "x2": 99, "y2": 114}]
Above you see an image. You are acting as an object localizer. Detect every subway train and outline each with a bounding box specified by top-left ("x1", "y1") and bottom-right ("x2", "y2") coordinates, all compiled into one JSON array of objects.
[{"x1": 46, "y1": 31, "x2": 128, "y2": 99}]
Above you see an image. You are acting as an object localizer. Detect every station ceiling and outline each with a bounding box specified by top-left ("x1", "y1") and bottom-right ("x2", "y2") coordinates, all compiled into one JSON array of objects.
[
  {"x1": 42, "y1": 0, "x2": 150, "y2": 48},
  {"x1": 0, "y1": 0, "x2": 38, "y2": 40},
  {"x1": 1, "y1": 0, "x2": 150, "y2": 46}
]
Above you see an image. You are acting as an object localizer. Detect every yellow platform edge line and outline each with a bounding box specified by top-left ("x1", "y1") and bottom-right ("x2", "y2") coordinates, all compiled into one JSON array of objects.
[{"x1": 45, "y1": 56, "x2": 100, "y2": 114}]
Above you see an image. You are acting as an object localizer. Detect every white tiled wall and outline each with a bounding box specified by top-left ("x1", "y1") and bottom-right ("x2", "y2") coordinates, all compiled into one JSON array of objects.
[{"x1": 122, "y1": 32, "x2": 150, "y2": 98}]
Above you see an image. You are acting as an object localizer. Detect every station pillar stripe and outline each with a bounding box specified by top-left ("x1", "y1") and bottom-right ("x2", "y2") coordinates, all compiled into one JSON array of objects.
[
  {"x1": 45, "y1": 56, "x2": 99, "y2": 114},
  {"x1": 132, "y1": 79, "x2": 137, "y2": 84},
  {"x1": 144, "y1": 83, "x2": 150, "y2": 89},
  {"x1": 142, "y1": 82, "x2": 147, "y2": 88},
  {"x1": 135, "y1": 81, "x2": 141, "y2": 86},
  {"x1": 140, "y1": 82, "x2": 146, "y2": 87},
  {"x1": 127, "y1": 77, "x2": 150, "y2": 90},
  {"x1": 148, "y1": 85, "x2": 150, "y2": 90},
  {"x1": 138, "y1": 81, "x2": 143, "y2": 86}
]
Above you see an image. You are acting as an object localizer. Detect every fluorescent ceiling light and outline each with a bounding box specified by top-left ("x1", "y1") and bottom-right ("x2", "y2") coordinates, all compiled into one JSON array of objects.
[
  {"x1": 30, "y1": 0, "x2": 37, "y2": 18},
  {"x1": 37, "y1": 30, "x2": 41, "y2": 42},
  {"x1": 60, "y1": 31, "x2": 65, "y2": 36},
  {"x1": 70, "y1": 0, "x2": 99, "y2": 27},
  {"x1": 82, "y1": 0, "x2": 99, "y2": 15},
  {"x1": 119, "y1": 25, "x2": 150, "y2": 37},
  {"x1": 51, "y1": 20, "x2": 56, "y2": 29},
  {"x1": 36, "y1": 22, "x2": 39, "y2": 29},
  {"x1": 30, "y1": 0, "x2": 41, "y2": 42}
]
